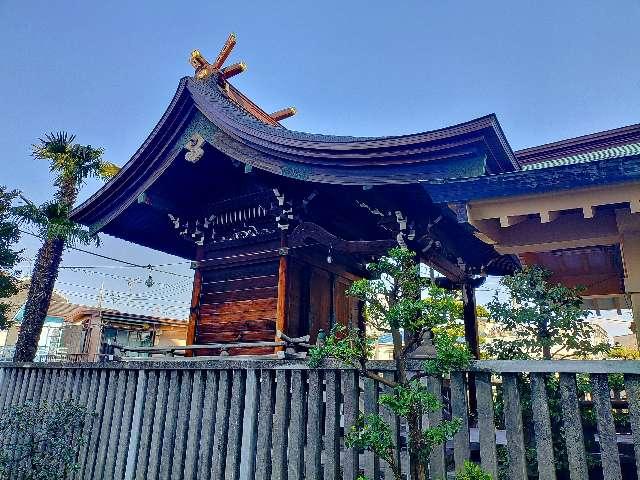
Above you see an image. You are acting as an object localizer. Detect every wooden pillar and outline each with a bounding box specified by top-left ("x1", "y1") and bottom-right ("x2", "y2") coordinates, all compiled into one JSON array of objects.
[
  {"x1": 619, "y1": 232, "x2": 640, "y2": 349},
  {"x1": 186, "y1": 248, "x2": 204, "y2": 357},
  {"x1": 462, "y1": 279, "x2": 479, "y2": 422},
  {"x1": 185, "y1": 269, "x2": 202, "y2": 357},
  {"x1": 275, "y1": 240, "x2": 289, "y2": 352},
  {"x1": 462, "y1": 280, "x2": 480, "y2": 359}
]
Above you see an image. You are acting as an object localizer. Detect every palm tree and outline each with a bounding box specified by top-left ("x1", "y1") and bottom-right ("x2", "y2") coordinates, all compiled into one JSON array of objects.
[{"x1": 12, "y1": 132, "x2": 118, "y2": 362}]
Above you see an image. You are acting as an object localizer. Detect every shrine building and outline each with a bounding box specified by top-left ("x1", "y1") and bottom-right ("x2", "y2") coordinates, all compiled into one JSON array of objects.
[{"x1": 71, "y1": 35, "x2": 640, "y2": 353}]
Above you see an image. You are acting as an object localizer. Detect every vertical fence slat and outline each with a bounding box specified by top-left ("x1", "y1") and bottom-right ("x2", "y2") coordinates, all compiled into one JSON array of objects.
[
  {"x1": 255, "y1": 369, "x2": 274, "y2": 480},
  {"x1": 591, "y1": 373, "x2": 622, "y2": 480},
  {"x1": 0, "y1": 368, "x2": 16, "y2": 410},
  {"x1": 288, "y1": 370, "x2": 306, "y2": 480},
  {"x1": 103, "y1": 369, "x2": 127, "y2": 480},
  {"x1": 530, "y1": 373, "x2": 557, "y2": 480},
  {"x1": 18, "y1": 367, "x2": 33, "y2": 404},
  {"x1": 343, "y1": 369, "x2": 360, "y2": 480},
  {"x1": 559, "y1": 373, "x2": 589, "y2": 480},
  {"x1": 115, "y1": 370, "x2": 138, "y2": 479},
  {"x1": 503, "y1": 373, "x2": 527, "y2": 480},
  {"x1": 475, "y1": 371, "x2": 498, "y2": 479},
  {"x1": 363, "y1": 376, "x2": 381, "y2": 480},
  {"x1": 84, "y1": 369, "x2": 109, "y2": 479},
  {"x1": 451, "y1": 371, "x2": 470, "y2": 472},
  {"x1": 226, "y1": 369, "x2": 246, "y2": 480},
  {"x1": 211, "y1": 369, "x2": 231, "y2": 479},
  {"x1": 382, "y1": 371, "x2": 401, "y2": 479},
  {"x1": 305, "y1": 369, "x2": 322, "y2": 480},
  {"x1": 135, "y1": 370, "x2": 158, "y2": 479},
  {"x1": 272, "y1": 369, "x2": 291, "y2": 480},
  {"x1": 625, "y1": 374, "x2": 640, "y2": 480},
  {"x1": 148, "y1": 370, "x2": 169, "y2": 480},
  {"x1": 325, "y1": 369, "x2": 341, "y2": 480},
  {"x1": 76, "y1": 370, "x2": 100, "y2": 480},
  {"x1": 183, "y1": 370, "x2": 204, "y2": 480},
  {"x1": 240, "y1": 368, "x2": 260, "y2": 480},
  {"x1": 171, "y1": 370, "x2": 194, "y2": 479},
  {"x1": 426, "y1": 375, "x2": 445, "y2": 479},
  {"x1": 46, "y1": 369, "x2": 59, "y2": 404},
  {"x1": 159, "y1": 370, "x2": 180, "y2": 480},
  {"x1": 124, "y1": 370, "x2": 147, "y2": 480},
  {"x1": 28, "y1": 369, "x2": 43, "y2": 408},
  {"x1": 197, "y1": 370, "x2": 218, "y2": 479},
  {"x1": 95, "y1": 369, "x2": 119, "y2": 479},
  {"x1": 62, "y1": 368, "x2": 75, "y2": 399}
]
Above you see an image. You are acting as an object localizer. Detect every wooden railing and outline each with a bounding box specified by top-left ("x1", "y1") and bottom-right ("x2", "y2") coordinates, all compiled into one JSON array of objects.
[{"x1": 0, "y1": 359, "x2": 639, "y2": 479}]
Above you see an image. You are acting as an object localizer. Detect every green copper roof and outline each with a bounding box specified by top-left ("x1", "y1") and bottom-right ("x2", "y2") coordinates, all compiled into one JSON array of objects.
[{"x1": 522, "y1": 142, "x2": 640, "y2": 170}]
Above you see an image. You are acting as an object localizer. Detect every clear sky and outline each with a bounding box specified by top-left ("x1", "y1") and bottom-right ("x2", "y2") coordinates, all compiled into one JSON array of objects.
[{"x1": 1, "y1": 1, "x2": 639, "y2": 333}]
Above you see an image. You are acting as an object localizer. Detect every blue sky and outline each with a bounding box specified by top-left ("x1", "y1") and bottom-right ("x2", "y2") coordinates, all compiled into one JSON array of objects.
[{"x1": 1, "y1": 1, "x2": 639, "y2": 333}]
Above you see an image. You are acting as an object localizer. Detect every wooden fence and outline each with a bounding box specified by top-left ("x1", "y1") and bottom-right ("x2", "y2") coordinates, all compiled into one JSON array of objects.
[{"x1": 0, "y1": 359, "x2": 639, "y2": 479}]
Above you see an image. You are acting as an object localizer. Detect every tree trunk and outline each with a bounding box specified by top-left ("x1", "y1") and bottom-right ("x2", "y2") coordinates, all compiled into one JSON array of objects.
[
  {"x1": 408, "y1": 410, "x2": 427, "y2": 480},
  {"x1": 13, "y1": 237, "x2": 64, "y2": 362}
]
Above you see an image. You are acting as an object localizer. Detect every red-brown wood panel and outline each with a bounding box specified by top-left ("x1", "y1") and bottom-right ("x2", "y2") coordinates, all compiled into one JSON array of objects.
[{"x1": 195, "y1": 258, "x2": 279, "y2": 354}]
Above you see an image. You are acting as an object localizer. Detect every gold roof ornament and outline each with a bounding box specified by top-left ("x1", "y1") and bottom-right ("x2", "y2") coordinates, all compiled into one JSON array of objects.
[
  {"x1": 189, "y1": 33, "x2": 298, "y2": 124},
  {"x1": 190, "y1": 33, "x2": 243, "y2": 80},
  {"x1": 270, "y1": 107, "x2": 297, "y2": 121}
]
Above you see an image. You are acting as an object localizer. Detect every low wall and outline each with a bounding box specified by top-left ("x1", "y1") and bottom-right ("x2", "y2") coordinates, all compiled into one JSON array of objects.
[{"x1": 0, "y1": 359, "x2": 639, "y2": 479}]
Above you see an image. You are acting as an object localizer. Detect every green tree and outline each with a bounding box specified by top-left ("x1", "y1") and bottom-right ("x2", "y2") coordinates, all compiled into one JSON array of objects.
[
  {"x1": 0, "y1": 187, "x2": 21, "y2": 330},
  {"x1": 0, "y1": 400, "x2": 92, "y2": 480},
  {"x1": 485, "y1": 265, "x2": 609, "y2": 360},
  {"x1": 12, "y1": 133, "x2": 118, "y2": 362},
  {"x1": 309, "y1": 247, "x2": 476, "y2": 480}
]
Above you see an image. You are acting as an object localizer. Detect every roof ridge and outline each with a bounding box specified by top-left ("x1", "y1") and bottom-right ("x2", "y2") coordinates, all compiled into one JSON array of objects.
[{"x1": 515, "y1": 121, "x2": 640, "y2": 164}]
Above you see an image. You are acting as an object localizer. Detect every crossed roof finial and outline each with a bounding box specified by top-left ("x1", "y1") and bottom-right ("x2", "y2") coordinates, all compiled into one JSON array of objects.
[
  {"x1": 190, "y1": 33, "x2": 245, "y2": 81},
  {"x1": 190, "y1": 34, "x2": 297, "y2": 122}
]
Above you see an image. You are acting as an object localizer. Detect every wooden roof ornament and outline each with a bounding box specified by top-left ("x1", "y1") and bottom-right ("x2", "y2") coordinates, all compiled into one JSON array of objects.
[
  {"x1": 190, "y1": 33, "x2": 244, "y2": 80},
  {"x1": 270, "y1": 107, "x2": 297, "y2": 122}
]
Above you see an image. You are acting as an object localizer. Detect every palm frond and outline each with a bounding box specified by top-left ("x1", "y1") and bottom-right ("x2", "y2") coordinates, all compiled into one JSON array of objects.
[
  {"x1": 12, "y1": 200, "x2": 99, "y2": 247},
  {"x1": 32, "y1": 132, "x2": 75, "y2": 160}
]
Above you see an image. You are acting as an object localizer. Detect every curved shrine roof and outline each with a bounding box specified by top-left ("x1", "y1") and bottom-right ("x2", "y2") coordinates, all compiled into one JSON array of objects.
[{"x1": 71, "y1": 74, "x2": 519, "y2": 232}]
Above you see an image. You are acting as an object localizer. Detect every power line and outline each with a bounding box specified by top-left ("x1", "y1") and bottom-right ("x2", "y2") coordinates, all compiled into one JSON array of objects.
[{"x1": 19, "y1": 229, "x2": 192, "y2": 278}]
